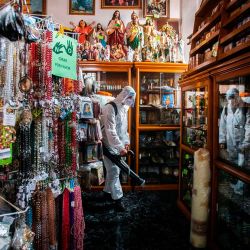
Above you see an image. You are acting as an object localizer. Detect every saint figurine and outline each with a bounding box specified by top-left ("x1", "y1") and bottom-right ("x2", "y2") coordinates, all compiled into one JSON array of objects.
[
  {"x1": 92, "y1": 23, "x2": 107, "y2": 48},
  {"x1": 143, "y1": 18, "x2": 157, "y2": 47},
  {"x1": 70, "y1": 20, "x2": 95, "y2": 44},
  {"x1": 126, "y1": 11, "x2": 144, "y2": 51},
  {"x1": 106, "y1": 10, "x2": 125, "y2": 47}
]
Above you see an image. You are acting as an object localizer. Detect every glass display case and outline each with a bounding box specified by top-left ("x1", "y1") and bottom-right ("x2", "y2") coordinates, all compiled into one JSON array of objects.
[
  {"x1": 216, "y1": 170, "x2": 250, "y2": 249},
  {"x1": 180, "y1": 151, "x2": 194, "y2": 209},
  {"x1": 217, "y1": 74, "x2": 250, "y2": 175},
  {"x1": 79, "y1": 61, "x2": 133, "y2": 189},
  {"x1": 138, "y1": 130, "x2": 180, "y2": 185},
  {"x1": 82, "y1": 70, "x2": 129, "y2": 96},
  {"x1": 134, "y1": 62, "x2": 187, "y2": 190},
  {"x1": 139, "y1": 72, "x2": 181, "y2": 126},
  {"x1": 182, "y1": 86, "x2": 208, "y2": 149},
  {"x1": 178, "y1": 76, "x2": 212, "y2": 219}
]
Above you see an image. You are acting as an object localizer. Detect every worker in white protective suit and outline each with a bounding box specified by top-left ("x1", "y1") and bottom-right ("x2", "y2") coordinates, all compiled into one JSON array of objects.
[
  {"x1": 101, "y1": 86, "x2": 136, "y2": 211},
  {"x1": 219, "y1": 87, "x2": 250, "y2": 195}
]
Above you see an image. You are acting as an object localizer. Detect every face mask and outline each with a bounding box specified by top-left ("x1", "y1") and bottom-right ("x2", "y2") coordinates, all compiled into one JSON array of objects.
[{"x1": 124, "y1": 98, "x2": 135, "y2": 107}]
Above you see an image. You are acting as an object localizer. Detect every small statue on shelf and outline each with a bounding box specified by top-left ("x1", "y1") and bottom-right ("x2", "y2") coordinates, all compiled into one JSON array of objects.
[
  {"x1": 110, "y1": 44, "x2": 126, "y2": 61},
  {"x1": 104, "y1": 45, "x2": 110, "y2": 61},
  {"x1": 92, "y1": 23, "x2": 107, "y2": 48},
  {"x1": 70, "y1": 20, "x2": 95, "y2": 44},
  {"x1": 126, "y1": 46, "x2": 134, "y2": 62},
  {"x1": 143, "y1": 18, "x2": 157, "y2": 47},
  {"x1": 87, "y1": 45, "x2": 95, "y2": 61},
  {"x1": 133, "y1": 48, "x2": 141, "y2": 62},
  {"x1": 81, "y1": 41, "x2": 91, "y2": 60},
  {"x1": 145, "y1": 48, "x2": 152, "y2": 62},
  {"x1": 106, "y1": 10, "x2": 125, "y2": 47},
  {"x1": 126, "y1": 11, "x2": 144, "y2": 51}
]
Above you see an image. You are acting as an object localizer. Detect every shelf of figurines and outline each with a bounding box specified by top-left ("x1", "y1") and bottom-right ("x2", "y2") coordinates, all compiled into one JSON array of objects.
[{"x1": 77, "y1": 19, "x2": 185, "y2": 64}]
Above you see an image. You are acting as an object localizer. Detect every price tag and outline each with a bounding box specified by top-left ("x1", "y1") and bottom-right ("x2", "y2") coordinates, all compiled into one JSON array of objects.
[{"x1": 3, "y1": 104, "x2": 16, "y2": 126}]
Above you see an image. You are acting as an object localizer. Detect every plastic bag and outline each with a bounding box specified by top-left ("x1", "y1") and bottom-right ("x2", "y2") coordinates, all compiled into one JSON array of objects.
[{"x1": 0, "y1": 4, "x2": 24, "y2": 41}]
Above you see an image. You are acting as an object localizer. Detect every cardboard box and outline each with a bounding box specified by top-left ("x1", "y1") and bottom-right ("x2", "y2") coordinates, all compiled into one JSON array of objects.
[{"x1": 90, "y1": 161, "x2": 105, "y2": 186}]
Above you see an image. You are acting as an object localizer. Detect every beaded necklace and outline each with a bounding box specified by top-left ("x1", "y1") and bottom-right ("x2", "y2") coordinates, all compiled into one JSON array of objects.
[
  {"x1": 71, "y1": 111, "x2": 77, "y2": 173},
  {"x1": 19, "y1": 123, "x2": 32, "y2": 175},
  {"x1": 62, "y1": 188, "x2": 70, "y2": 250},
  {"x1": 74, "y1": 186, "x2": 84, "y2": 250},
  {"x1": 65, "y1": 114, "x2": 72, "y2": 168},
  {"x1": 58, "y1": 119, "x2": 66, "y2": 169},
  {"x1": 45, "y1": 30, "x2": 53, "y2": 100},
  {"x1": 41, "y1": 190, "x2": 49, "y2": 250},
  {"x1": 32, "y1": 189, "x2": 42, "y2": 250},
  {"x1": 46, "y1": 187, "x2": 56, "y2": 247},
  {"x1": 4, "y1": 42, "x2": 14, "y2": 103}
]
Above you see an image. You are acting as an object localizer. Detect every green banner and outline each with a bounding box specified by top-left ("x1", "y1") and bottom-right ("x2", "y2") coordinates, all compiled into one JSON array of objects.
[{"x1": 52, "y1": 32, "x2": 77, "y2": 80}]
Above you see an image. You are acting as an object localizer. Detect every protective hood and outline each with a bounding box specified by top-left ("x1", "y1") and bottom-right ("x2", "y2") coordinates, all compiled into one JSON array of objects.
[{"x1": 115, "y1": 86, "x2": 136, "y2": 107}]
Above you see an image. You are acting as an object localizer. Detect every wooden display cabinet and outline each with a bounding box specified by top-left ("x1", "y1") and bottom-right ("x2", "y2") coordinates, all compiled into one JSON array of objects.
[
  {"x1": 188, "y1": 0, "x2": 250, "y2": 76},
  {"x1": 180, "y1": 0, "x2": 250, "y2": 248},
  {"x1": 188, "y1": 0, "x2": 224, "y2": 74},
  {"x1": 211, "y1": 61, "x2": 250, "y2": 250},
  {"x1": 78, "y1": 61, "x2": 133, "y2": 190},
  {"x1": 178, "y1": 74, "x2": 213, "y2": 219},
  {"x1": 134, "y1": 62, "x2": 187, "y2": 190},
  {"x1": 218, "y1": 0, "x2": 250, "y2": 61}
]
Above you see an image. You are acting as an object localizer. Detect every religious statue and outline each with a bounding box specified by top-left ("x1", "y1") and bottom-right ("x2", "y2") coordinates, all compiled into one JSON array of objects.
[
  {"x1": 70, "y1": 20, "x2": 95, "y2": 44},
  {"x1": 126, "y1": 11, "x2": 144, "y2": 51},
  {"x1": 110, "y1": 44, "x2": 126, "y2": 61},
  {"x1": 143, "y1": 18, "x2": 157, "y2": 47},
  {"x1": 106, "y1": 10, "x2": 125, "y2": 47},
  {"x1": 92, "y1": 23, "x2": 107, "y2": 48},
  {"x1": 104, "y1": 45, "x2": 110, "y2": 61}
]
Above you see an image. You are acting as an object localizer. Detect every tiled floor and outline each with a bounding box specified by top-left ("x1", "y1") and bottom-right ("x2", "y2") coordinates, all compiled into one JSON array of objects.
[{"x1": 83, "y1": 190, "x2": 193, "y2": 250}]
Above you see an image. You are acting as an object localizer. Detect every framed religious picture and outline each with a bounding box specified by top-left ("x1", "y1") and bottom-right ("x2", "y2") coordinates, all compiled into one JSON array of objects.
[
  {"x1": 144, "y1": 0, "x2": 170, "y2": 17},
  {"x1": 101, "y1": 0, "x2": 141, "y2": 9},
  {"x1": 81, "y1": 101, "x2": 94, "y2": 119},
  {"x1": 69, "y1": 0, "x2": 95, "y2": 15},
  {"x1": 78, "y1": 123, "x2": 88, "y2": 141},
  {"x1": 85, "y1": 143, "x2": 98, "y2": 162},
  {"x1": 21, "y1": 0, "x2": 47, "y2": 15}
]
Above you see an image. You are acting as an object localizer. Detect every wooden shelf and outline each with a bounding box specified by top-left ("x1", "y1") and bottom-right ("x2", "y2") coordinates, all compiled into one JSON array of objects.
[
  {"x1": 223, "y1": 2, "x2": 250, "y2": 27},
  {"x1": 219, "y1": 41, "x2": 250, "y2": 60},
  {"x1": 190, "y1": 30, "x2": 220, "y2": 56},
  {"x1": 220, "y1": 20, "x2": 250, "y2": 45},
  {"x1": 134, "y1": 183, "x2": 178, "y2": 191},
  {"x1": 191, "y1": 11, "x2": 221, "y2": 42},
  {"x1": 79, "y1": 61, "x2": 133, "y2": 71},
  {"x1": 181, "y1": 144, "x2": 196, "y2": 155},
  {"x1": 138, "y1": 125, "x2": 180, "y2": 131},
  {"x1": 226, "y1": 0, "x2": 245, "y2": 11},
  {"x1": 187, "y1": 57, "x2": 217, "y2": 75},
  {"x1": 177, "y1": 199, "x2": 191, "y2": 220}
]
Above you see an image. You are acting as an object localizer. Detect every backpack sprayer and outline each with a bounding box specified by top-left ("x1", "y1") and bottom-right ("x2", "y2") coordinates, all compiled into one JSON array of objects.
[{"x1": 102, "y1": 143, "x2": 145, "y2": 186}]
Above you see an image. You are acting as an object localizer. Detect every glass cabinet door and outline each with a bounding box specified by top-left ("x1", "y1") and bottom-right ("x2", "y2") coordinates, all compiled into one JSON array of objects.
[
  {"x1": 139, "y1": 130, "x2": 180, "y2": 184},
  {"x1": 182, "y1": 86, "x2": 208, "y2": 148},
  {"x1": 217, "y1": 74, "x2": 250, "y2": 175},
  {"x1": 180, "y1": 151, "x2": 194, "y2": 209},
  {"x1": 82, "y1": 71, "x2": 129, "y2": 96},
  {"x1": 216, "y1": 170, "x2": 250, "y2": 249},
  {"x1": 139, "y1": 72, "x2": 181, "y2": 126}
]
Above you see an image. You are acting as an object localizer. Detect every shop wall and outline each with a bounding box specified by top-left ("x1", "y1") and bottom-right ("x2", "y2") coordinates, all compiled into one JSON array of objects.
[
  {"x1": 181, "y1": 0, "x2": 202, "y2": 63},
  {"x1": 47, "y1": 0, "x2": 200, "y2": 63},
  {"x1": 47, "y1": 0, "x2": 180, "y2": 28}
]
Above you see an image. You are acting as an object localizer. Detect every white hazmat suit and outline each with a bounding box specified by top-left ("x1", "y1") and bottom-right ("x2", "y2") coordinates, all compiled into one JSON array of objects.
[
  {"x1": 101, "y1": 86, "x2": 136, "y2": 200},
  {"x1": 219, "y1": 88, "x2": 246, "y2": 166},
  {"x1": 219, "y1": 88, "x2": 250, "y2": 195}
]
